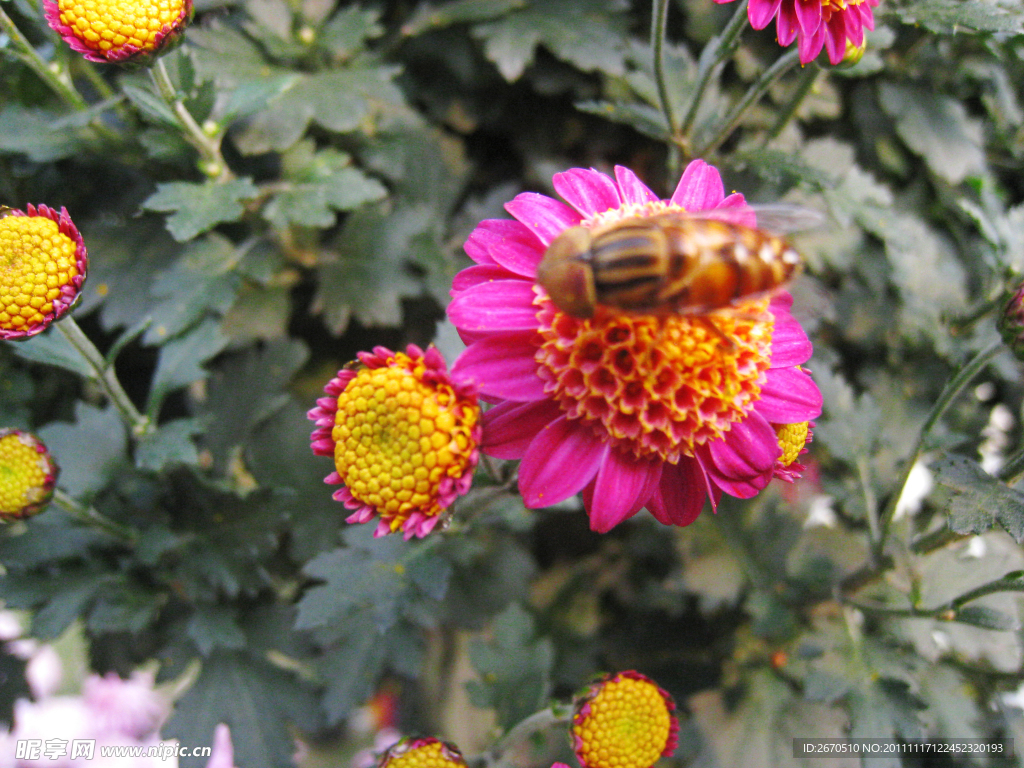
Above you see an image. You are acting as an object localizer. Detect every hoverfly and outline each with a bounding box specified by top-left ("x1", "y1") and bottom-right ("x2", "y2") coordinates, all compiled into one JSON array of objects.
[{"x1": 536, "y1": 206, "x2": 820, "y2": 319}]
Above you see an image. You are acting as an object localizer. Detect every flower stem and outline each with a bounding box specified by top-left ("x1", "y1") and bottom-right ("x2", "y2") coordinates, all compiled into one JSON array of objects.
[
  {"x1": 51, "y1": 488, "x2": 136, "y2": 543},
  {"x1": 0, "y1": 4, "x2": 87, "y2": 110},
  {"x1": 876, "y1": 339, "x2": 1005, "y2": 553},
  {"x1": 997, "y1": 444, "x2": 1024, "y2": 486},
  {"x1": 695, "y1": 46, "x2": 802, "y2": 158},
  {"x1": 651, "y1": 0, "x2": 677, "y2": 139},
  {"x1": 151, "y1": 58, "x2": 233, "y2": 181},
  {"x1": 57, "y1": 317, "x2": 153, "y2": 437},
  {"x1": 472, "y1": 706, "x2": 572, "y2": 768},
  {"x1": 679, "y1": 0, "x2": 749, "y2": 146},
  {"x1": 765, "y1": 61, "x2": 820, "y2": 141}
]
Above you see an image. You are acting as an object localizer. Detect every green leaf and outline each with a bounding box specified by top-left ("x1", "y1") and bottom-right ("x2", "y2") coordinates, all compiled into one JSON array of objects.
[
  {"x1": 148, "y1": 318, "x2": 230, "y2": 412},
  {"x1": 896, "y1": 0, "x2": 1024, "y2": 33},
  {"x1": 187, "y1": 21, "x2": 290, "y2": 86},
  {"x1": 320, "y1": 4, "x2": 384, "y2": 57},
  {"x1": 5, "y1": 328, "x2": 93, "y2": 378},
  {"x1": 575, "y1": 100, "x2": 668, "y2": 141},
  {"x1": 135, "y1": 418, "x2": 206, "y2": 471},
  {"x1": 38, "y1": 403, "x2": 128, "y2": 498},
  {"x1": 316, "y1": 611, "x2": 389, "y2": 724},
  {"x1": 163, "y1": 651, "x2": 321, "y2": 768},
  {"x1": 33, "y1": 570, "x2": 117, "y2": 640},
  {"x1": 120, "y1": 79, "x2": 180, "y2": 127},
  {"x1": 142, "y1": 179, "x2": 261, "y2": 242},
  {"x1": 472, "y1": 0, "x2": 629, "y2": 82},
  {"x1": 400, "y1": 0, "x2": 526, "y2": 37},
  {"x1": 88, "y1": 580, "x2": 161, "y2": 633},
  {"x1": 878, "y1": 84, "x2": 985, "y2": 184},
  {"x1": 219, "y1": 75, "x2": 301, "y2": 123},
  {"x1": 296, "y1": 546, "x2": 408, "y2": 632},
  {"x1": 0, "y1": 105, "x2": 89, "y2": 162},
  {"x1": 0, "y1": 508, "x2": 114, "y2": 569},
  {"x1": 187, "y1": 606, "x2": 248, "y2": 655},
  {"x1": 465, "y1": 602, "x2": 553, "y2": 730},
  {"x1": 811, "y1": 367, "x2": 883, "y2": 464},
  {"x1": 953, "y1": 604, "x2": 1017, "y2": 631},
  {"x1": 932, "y1": 453, "x2": 1024, "y2": 543}
]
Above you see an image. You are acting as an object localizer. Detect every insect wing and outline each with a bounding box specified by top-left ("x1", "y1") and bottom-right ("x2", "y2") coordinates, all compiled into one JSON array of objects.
[{"x1": 686, "y1": 204, "x2": 826, "y2": 236}]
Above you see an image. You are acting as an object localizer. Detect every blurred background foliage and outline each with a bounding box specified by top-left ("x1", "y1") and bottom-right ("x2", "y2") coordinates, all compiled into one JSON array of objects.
[{"x1": 3, "y1": 0, "x2": 1024, "y2": 765}]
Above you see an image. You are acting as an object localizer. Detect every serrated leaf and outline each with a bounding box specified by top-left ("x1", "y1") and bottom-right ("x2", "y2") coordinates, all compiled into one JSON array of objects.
[
  {"x1": 148, "y1": 318, "x2": 230, "y2": 412},
  {"x1": 575, "y1": 100, "x2": 669, "y2": 140},
  {"x1": 5, "y1": 328, "x2": 93, "y2": 378},
  {"x1": 878, "y1": 84, "x2": 985, "y2": 184},
  {"x1": 263, "y1": 166, "x2": 387, "y2": 228},
  {"x1": 0, "y1": 508, "x2": 115, "y2": 569},
  {"x1": 88, "y1": 580, "x2": 161, "y2": 633},
  {"x1": 220, "y1": 75, "x2": 301, "y2": 123},
  {"x1": 296, "y1": 548, "x2": 406, "y2": 632},
  {"x1": 187, "y1": 21, "x2": 290, "y2": 86},
  {"x1": 466, "y1": 602, "x2": 553, "y2": 729},
  {"x1": 163, "y1": 651, "x2": 320, "y2": 768},
  {"x1": 32, "y1": 570, "x2": 117, "y2": 640},
  {"x1": 896, "y1": 0, "x2": 1024, "y2": 33},
  {"x1": 38, "y1": 403, "x2": 128, "y2": 498},
  {"x1": 142, "y1": 179, "x2": 260, "y2": 242},
  {"x1": 316, "y1": 611, "x2": 389, "y2": 724},
  {"x1": 0, "y1": 105, "x2": 90, "y2": 162},
  {"x1": 135, "y1": 418, "x2": 206, "y2": 471},
  {"x1": 120, "y1": 80, "x2": 180, "y2": 127},
  {"x1": 932, "y1": 453, "x2": 1024, "y2": 543},
  {"x1": 401, "y1": 0, "x2": 526, "y2": 37},
  {"x1": 187, "y1": 606, "x2": 248, "y2": 655},
  {"x1": 320, "y1": 4, "x2": 384, "y2": 56}
]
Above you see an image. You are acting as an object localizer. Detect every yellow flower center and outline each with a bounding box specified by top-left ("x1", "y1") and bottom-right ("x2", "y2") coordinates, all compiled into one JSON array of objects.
[
  {"x1": 386, "y1": 742, "x2": 465, "y2": 768},
  {"x1": 574, "y1": 676, "x2": 673, "y2": 768},
  {"x1": 57, "y1": 0, "x2": 186, "y2": 54},
  {"x1": 534, "y1": 201, "x2": 773, "y2": 464},
  {"x1": 0, "y1": 216, "x2": 80, "y2": 333},
  {"x1": 332, "y1": 352, "x2": 478, "y2": 532},
  {"x1": 0, "y1": 433, "x2": 51, "y2": 519},
  {"x1": 775, "y1": 421, "x2": 809, "y2": 466}
]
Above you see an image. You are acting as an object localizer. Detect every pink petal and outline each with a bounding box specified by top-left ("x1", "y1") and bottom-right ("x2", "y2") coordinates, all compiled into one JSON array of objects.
[
  {"x1": 451, "y1": 332, "x2": 546, "y2": 402},
  {"x1": 451, "y1": 264, "x2": 515, "y2": 295},
  {"x1": 584, "y1": 452, "x2": 663, "y2": 533},
  {"x1": 447, "y1": 279, "x2": 540, "y2": 332},
  {"x1": 706, "y1": 462, "x2": 772, "y2": 499},
  {"x1": 671, "y1": 160, "x2": 725, "y2": 213},
  {"x1": 859, "y1": 2, "x2": 876, "y2": 30},
  {"x1": 708, "y1": 410, "x2": 779, "y2": 480},
  {"x1": 482, "y1": 399, "x2": 563, "y2": 460},
  {"x1": 769, "y1": 316, "x2": 812, "y2": 368},
  {"x1": 769, "y1": 290, "x2": 795, "y2": 314},
  {"x1": 472, "y1": 219, "x2": 545, "y2": 277},
  {"x1": 614, "y1": 166, "x2": 660, "y2": 205},
  {"x1": 823, "y1": 14, "x2": 847, "y2": 64},
  {"x1": 776, "y1": 2, "x2": 799, "y2": 45},
  {"x1": 505, "y1": 192, "x2": 582, "y2": 247},
  {"x1": 794, "y1": 0, "x2": 822, "y2": 36},
  {"x1": 464, "y1": 227, "x2": 496, "y2": 265},
  {"x1": 519, "y1": 416, "x2": 608, "y2": 508},
  {"x1": 798, "y1": 23, "x2": 826, "y2": 63},
  {"x1": 552, "y1": 168, "x2": 623, "y2": 218},
  {"x1": 205, "y1": 725, "x2": 235, "y2": 768},
  {"x1": 756, "y1": 366, "x2": 822, "y2": 422},
  {"x1": 647, "y1": 458, "x2": 708, "y2": 527},
  {"x1": 748, "y1": 0, "x2": 783, "y2": 29}
]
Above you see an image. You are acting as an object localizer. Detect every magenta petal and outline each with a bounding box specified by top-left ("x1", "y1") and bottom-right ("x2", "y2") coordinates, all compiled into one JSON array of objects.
[
  {"x1": 451, "y1": 264, "x2": 515, "y2": 296},
  {"x1": 756, "y1": 367, "x2": 822, "y2": 422},
  {"x1": 447, "y1": 279, "x2": 539, "y2": 332},
  {"x1": 483, "y1": 399, "x2": 563, "y2": 460},
  {"x1": 614, "y1": 166, "x2": 659, "y2": 205},
  {"x1": 794, "y1": 0, "x2": 822, "y2": 36},
  {"x1": 859, "y1": 3, "x2": 875, "y2": 31},
  {"x1": 823, "y1": 14, "x2": 847, "y2": 64},
  {"x1": 451, "y1": 332, "x2": 546, "y2": 401},
  {"x1": 799, "y1": 23, "x2": 825, "y2": 63},
  {"x1": 519, "y1": 416, "x2": 608, "y2": 508},
  {"x1": 748, "y1": 0, "x2": 783, "y2": 28},
  {"x1": 646, "y1": 458, "x2": 707, "y2": 527},
  {"x1": 671, "y1": 160, "x2": 725, "y2": 213},
  {"x1": 505, "y1": 192, "x2": 582, "y2": 247},
  {"x1": 586, "y1": 452, "x2": 663, "y2": 533},
  {"x1": 776, "y1": 2, "x2": 799, "y2": 45},
  {"x1": 708, "y1": 410, "x2": 780, "y2": 481},
  {"x1": 464, "y1": 227, "x2": 497, "y2": 265},
  {"x1": 769, "y1": 317, "x2": 812, "y2": 368},
  {"x1": 473, "y1": 219, "x2": 545, "y2": 277},
  {"x1": 552, "y1": 168, "x2": 623, "y2": 218},
  {"x1": 769, "y1": 290, "x2": 795, "y2": 314}
]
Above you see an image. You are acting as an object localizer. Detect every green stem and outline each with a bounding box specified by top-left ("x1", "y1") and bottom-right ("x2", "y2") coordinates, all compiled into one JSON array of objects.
[
  {"x1": 846, "y1": 572, "x2": 1024, "y2": 623},
  {"x1": 695, "y1": 46, "x2": 801, "y2": 158},
  {"x1": 997, "y1": 444, "x2": 1024, "y2": 486},
  {"x1": 876, "y1": 339, "x2": 1005, "y2": 552},
  {"x1": 679, "y1": 0, "x2": 749, "y2": 145},
  {"x1": 651, "y1": 0, "x2": 677, "y2": 139},
  {"x1": 0, "y1": 4, "x2": 87, "y2": 109},
  {"x1": 472, "y1": 706, "x2": 572, "y2": 768},
  {"x1": 151, "y1": 58, "x2": 233, "y2": 181},
  {"x1": 57, "y1": 317, "x2": 152, "y2": 437},
  {"x1": 765, "y1": 61, "x2": 820, "y2": 141},
  {"x1": 857, "y1": 455, "x2": 880, "y2": 547},
  {"x1": 51, "y1": 489, "x2": 136, "y2": 543}
]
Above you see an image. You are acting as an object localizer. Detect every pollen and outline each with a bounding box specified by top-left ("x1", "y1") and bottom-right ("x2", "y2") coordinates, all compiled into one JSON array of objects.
[
  {"x1": 775, "y1": 421, "x2": 810, "y2": 466},
  {"x1": 0, "y1": 430, "x2": 58, "y2": 520},
  {"x1": 572, "y1": 672, "x2": 677, "y2": 768},
  {"x1": 328, "y1": 349, "x2": 479, "y2": 535},
  {"x1": 535, "y1": 296, "x2": 773, "y2": 464},
  {"x1": 381, "y1": 739, "x2": 467, "y2": 768},
  {"x1": 53, "y1": 0, "x2": 187, "y2": 57},
  {"x1": 0, "y1": 212, "x2": 81, "y2": 338}
]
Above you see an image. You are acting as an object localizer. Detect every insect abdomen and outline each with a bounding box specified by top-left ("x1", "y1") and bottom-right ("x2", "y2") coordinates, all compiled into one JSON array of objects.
[{"x1": 588, "y1": 225, "x2": 671, "y2": 311}]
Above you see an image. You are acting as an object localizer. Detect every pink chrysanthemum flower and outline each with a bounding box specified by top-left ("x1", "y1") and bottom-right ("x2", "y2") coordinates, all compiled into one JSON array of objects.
[
  {"x1": 716, "y1": 0, "x2": 879, "y2": 65},
  {"x1": 572, "y1": 671, "x2": 679, "y2": 768},
  {"x1": 308, "y1": 345, "x2": 481, "y2": 540},
  {"x1": 447, "y1": 161, "x2": 821, "y2": 533},
  {"x1": 43, "y1": 0, "x2": 192, "y2": 63},
  {"x1": 0, "y1": 205, "x2": 87, "y2": 340},
  {"x1": 0, "y1": 428, "x2": 58, "y2": 521},
  {"x1": 82, "y1": 670, "x2": 168, "y2": 739}
]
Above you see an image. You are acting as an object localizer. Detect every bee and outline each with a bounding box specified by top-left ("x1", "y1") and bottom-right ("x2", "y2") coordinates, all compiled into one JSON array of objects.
[{"x1": 536, "y1": 207, "x2": 814, "y2": 319}]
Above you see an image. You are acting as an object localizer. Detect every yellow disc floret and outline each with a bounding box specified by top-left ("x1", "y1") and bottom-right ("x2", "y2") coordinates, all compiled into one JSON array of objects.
[
  {"x1": 50, "y1": 0, "x2": 189, "y2": 59},
  {"x1": 382, "y1": 739, "x2": 467, "y2": 768},
  {"x1": 0, "y1": 430, "x2": 57, "y2": 520},
  {"x1": 330, "y1": 350, "x2": 479, "y2": 534},
  {"x1": 573, "y1": 673, "x2": 676, "y2": 768},
  {"x1": 0, "y1": 214, "x2": 80, "y2": 335},
  {"x1": 775, "y1": 421, "x2": 810, "y2": 466}
]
